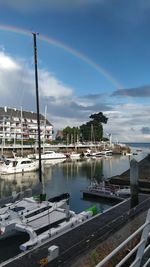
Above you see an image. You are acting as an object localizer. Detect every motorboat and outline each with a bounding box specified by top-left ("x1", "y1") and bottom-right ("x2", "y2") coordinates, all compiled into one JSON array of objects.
[
  {"x1": 28, "y1": 150, "x2": 66, "y2": 161},
  {"x1": 0, "y1": 157, "x2": 39, "y2": 175},
  {"x1": 83, "y1": 149, "x2": 112, "y2": 158},
  {"x1": 84, "y1": 149, "x2": 101, "y2": 157},
  {"x1": 87, "y1": 180, "x2": 130, "y2": 198},
  {"x1": 66, "y1": 152, "x2": 81, "y2": 159},
  {"x1": 99, "y1": 149, "x2": 113, "y2": 156}
]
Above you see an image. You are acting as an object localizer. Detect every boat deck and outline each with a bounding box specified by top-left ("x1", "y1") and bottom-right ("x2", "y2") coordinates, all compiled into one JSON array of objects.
[{"x1": 28, "y1": 209, "x2": 67, "y2": 230}]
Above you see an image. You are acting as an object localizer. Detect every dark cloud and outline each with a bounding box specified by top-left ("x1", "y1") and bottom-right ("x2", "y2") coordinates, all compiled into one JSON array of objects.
[
  {"x1": 80, "y1": 93, "x2": 105, "y2": 100},
  {"x1": 41, "y1": 99, "x2": 113, "y2": 124},
  {"x1": 69, "y1": 101, "x2": 113, "y2": 111},
  {"x1": 112, "y1": 85, "x2": 150, "y2": 97},
  {"x1": 141, "y1": 127, "x2": 150, "y2": 134}
]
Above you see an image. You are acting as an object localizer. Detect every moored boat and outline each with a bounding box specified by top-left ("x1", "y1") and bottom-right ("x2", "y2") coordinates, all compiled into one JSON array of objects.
[
  {"x1": 66, "y1": 151, "x2": 81, "y2": 159},
  {"x1": 0, "y1": 192, "x2": 70, "y2": 240},
  {"x1": 20, "y1": 205, "x2": 97, "y2": 251},
  {"x1": 99, "y1": 149, "x2": 113, "y2": 156},
  {"x1": 0, "y1": 191, "x2": 97, "y2": 252},
  {"x1": 0, "y1": 157, "x2": 39, "y2": 174},
  {"x1": 82, "y1": 180, "x2": 130, "y2": 200},
  {"x1": 28, "y1": 150, "x2": 66, "y2": 161}
]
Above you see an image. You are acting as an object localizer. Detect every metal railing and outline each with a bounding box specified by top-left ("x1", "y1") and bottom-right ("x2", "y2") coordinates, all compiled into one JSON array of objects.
[{"x1": 95, "y1": 209, "x2": 150, "y2": 267}]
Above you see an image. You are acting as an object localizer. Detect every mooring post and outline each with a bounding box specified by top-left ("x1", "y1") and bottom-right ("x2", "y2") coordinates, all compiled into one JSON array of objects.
[{"x1": 130, "y1": 158, "x2": 139, "y2": 208}]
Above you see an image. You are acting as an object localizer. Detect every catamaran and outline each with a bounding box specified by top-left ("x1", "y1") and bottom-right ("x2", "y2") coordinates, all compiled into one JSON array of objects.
[
  {"x1": 0, "y1": 190, "x2": 97, "y2": 251},
  {"x1": 0, "y1": 192, "x2": 70, "y2": 238}
]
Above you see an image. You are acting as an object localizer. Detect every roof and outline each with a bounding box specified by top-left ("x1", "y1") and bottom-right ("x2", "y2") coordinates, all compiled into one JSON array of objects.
[{"x1": 0, "y1": 107, "x2": 52, "y2": 126}]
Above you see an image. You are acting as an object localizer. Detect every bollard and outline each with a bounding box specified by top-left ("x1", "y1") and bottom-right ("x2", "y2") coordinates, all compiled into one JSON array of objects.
[
  {"x1": 130, "y1": 158, "x2": 139, "y2": 208},
  {"x1": 48, "y1": 245, "x2": 59, "y2": 261}
]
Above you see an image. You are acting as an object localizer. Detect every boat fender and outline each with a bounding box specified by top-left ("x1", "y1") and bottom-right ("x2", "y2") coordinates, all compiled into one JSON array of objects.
[
  {"x1": 51, "y1": 228, "x2": 58, "y2": 236},
  {"x1": 20, "y1": 241, "x2": 38, "y2": 252},
  {"x1": 0, "y1": 227, "x2": 5, "y2": 235}
]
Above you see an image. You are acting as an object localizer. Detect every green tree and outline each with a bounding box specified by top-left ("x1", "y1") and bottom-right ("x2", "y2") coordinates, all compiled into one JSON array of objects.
[
  {"x1": 63, "y1": 126, "x2": 80, "y2": 144},
  {"x1": 80, "y1": 112, "x2": 108, "y2": 142},
  {"x1": 90, "y1": 112, "x2": 108, "y2": 124}
]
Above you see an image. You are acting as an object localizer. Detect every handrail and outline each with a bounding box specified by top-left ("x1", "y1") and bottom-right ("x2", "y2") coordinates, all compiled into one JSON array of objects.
[{"x1": 95, "y1": 209, "x2": 150, "y2": 267}]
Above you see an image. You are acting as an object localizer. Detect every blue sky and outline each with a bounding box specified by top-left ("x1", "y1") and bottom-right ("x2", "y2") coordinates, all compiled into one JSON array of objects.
[{"x1": 0, "y1": 0, "x2": 150, "y2": 142}]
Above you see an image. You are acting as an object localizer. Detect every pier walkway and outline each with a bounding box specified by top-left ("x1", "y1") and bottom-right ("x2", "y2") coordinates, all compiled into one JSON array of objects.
[{"x1": 1, "y1": 194, "x2": 150, "y2": 267}]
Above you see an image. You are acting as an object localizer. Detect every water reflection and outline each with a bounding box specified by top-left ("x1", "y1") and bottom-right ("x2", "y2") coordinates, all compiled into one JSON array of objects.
[{"x1": 0, "y1": 172, "x2": 39, "y2": 199}]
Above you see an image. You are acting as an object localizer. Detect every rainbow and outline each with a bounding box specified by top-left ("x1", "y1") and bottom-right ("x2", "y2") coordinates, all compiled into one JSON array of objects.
[{"x1": 0, "y1": 24, "x2": 123, "y2": 89}]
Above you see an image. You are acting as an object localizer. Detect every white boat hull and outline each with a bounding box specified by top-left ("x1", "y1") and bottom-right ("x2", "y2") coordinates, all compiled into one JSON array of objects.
[
  {"x1": 38, "y1": 154, "x2": 66, "y2": 160},
  {"x1": 0, "y1": 162, "x2": 39, "y2": 174},
  {"x1": 30, "y1": 151, "x2": 66, "y2": 160}
]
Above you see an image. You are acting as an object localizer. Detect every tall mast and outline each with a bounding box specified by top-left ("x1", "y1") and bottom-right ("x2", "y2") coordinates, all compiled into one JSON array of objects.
[
  {"x1": 43, "y1": 105, "x2": 47, "y2": 154},
  {"x1": 32, "y1": 32, "x2": 42, "y2": 183},
  {"x1": 21, "y1": 106, "x2": 23, "y2": 156}
]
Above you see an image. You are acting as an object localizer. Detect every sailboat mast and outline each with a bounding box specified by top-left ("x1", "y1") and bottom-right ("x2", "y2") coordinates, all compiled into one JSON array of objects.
[
  {"x1": 43, "y1": 105, "x2": 47, "y2": 154},
  {"x1": 32, "y1": 32, "x2": 42, "y2": 183},
  {"x1": 21, "y1": 106, "x2": 23, "y2": 156}
]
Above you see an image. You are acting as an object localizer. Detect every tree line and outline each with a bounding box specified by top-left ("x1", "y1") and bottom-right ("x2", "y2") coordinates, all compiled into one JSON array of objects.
[{"x1": 56, "y1": 112, "x2": 108, "y2": 144}]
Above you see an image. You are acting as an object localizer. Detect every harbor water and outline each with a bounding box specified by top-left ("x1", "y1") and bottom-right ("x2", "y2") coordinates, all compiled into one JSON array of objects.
[
  {"x1": 0, "y1": 143, "x2": 148, "y2": 213},
  {"x1": 0, "y1": 143, "x2": 149, "y2": 263}
]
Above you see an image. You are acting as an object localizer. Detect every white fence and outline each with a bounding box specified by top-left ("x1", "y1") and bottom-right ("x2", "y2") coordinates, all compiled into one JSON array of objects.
[{"x1": 95, "y1": 209, "x2": 150, "y2": 267}]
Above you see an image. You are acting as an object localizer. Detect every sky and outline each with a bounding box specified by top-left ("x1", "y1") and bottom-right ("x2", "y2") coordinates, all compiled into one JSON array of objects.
[{"x1": 0, "y1": 0, "x2": 150, "y2": 142}]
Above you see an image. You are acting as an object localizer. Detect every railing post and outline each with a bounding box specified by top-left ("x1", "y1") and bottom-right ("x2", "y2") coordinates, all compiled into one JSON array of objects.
[
  {"x1": 132, "y1": 209, "x2": 150, "y2": 267},
  {"x1": 130, "y1": 158, "x2": 139, "y2": 208}
]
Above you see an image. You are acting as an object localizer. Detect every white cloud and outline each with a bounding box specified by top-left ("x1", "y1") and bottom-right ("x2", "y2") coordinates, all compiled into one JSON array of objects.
[
  {"x1": 104, "y1": 103, "x2": 150, "y2": 142},
  {"x1": 50, "y1": 115, "x2": 84, "y2": 131},
  {"x1": 39, "y1": 71, "x2": 73, "y2": 103},
  {"x1": 0, "y1": 51, "x2": 19, "y2": 70},
  {"x1": 0, "y1": 50, "x2": 150, "y2": 143},
  {"x1": 0, "y1": 50, "x2": 74, "y2": 102}
]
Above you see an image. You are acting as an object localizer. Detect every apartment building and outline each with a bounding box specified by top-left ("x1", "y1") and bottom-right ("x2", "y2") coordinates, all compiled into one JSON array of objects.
[{"x1": 0, "y1": 106, "x2": 53, "y2": 143}]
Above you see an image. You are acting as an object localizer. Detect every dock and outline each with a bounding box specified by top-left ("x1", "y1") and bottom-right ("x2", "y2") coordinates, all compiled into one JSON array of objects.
[
  {"x1": 0, "y1": 142, "x2": 129, "y2": 157},
  {"x1": 81, "y1": 189, "x2": 124, "y2": 202},
  {"x1": 1, "y1": 194, "x2": 150, "y2": 267},
  {"x1": 110, "y1": 154, "x2": 150, "y2": 193}
]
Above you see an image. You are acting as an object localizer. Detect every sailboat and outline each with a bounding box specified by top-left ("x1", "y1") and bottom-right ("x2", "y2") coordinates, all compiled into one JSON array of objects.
[
  {"x1": 83, "y1": 125, "x2": 101, "y2": 158},
  {"x1": 0, "y1": 34, "x2": 97, "y2": 252},
  {"x1": 0, "y1": 33, "x2": 70, "y2": 239}
]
